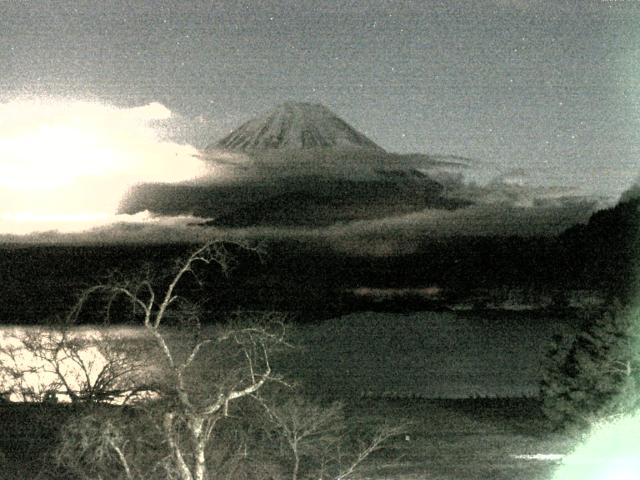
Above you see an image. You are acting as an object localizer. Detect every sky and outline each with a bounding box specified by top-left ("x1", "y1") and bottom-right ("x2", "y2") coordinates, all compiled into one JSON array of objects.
[{"x1": 0, "y1": 0, "x2": 638, "y2": 237}]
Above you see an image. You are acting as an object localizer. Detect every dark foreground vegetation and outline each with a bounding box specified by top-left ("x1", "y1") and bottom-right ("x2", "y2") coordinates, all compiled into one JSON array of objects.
[
  {"x1": 0, "y1": 243, "x2": 406, "y2": 480},
  {"x1": 0, "y1": 397, "x2": 576, "y2": 480},
  {"x1": 0, "y1": 197, "x2": 638, "y2": 479},
  {"x1": 2, "y1": 198, "x2": 639, "y2": 324}
]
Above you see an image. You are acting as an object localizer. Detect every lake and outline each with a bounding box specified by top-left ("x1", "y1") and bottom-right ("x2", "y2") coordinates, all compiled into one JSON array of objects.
[
  {"x1": 281, "y1": 310, "x2": 582, "y2": 399},
  {"x1": 0, "y1": 310, "x2": 581, "y2": 401}
]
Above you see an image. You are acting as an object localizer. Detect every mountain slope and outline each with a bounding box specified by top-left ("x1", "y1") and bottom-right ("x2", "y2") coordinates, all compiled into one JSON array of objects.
[
  {"x1": 209, "y1": 102, "x2": 385, "y2": 152},
  {"x1": 121, "y1": 102, "x2": 469, "y2": 226}
]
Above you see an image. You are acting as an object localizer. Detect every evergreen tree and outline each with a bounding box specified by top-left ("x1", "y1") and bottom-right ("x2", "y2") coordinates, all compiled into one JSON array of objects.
[{"x1": 540, "y1": 305, "x2": 640, "y2": 429}]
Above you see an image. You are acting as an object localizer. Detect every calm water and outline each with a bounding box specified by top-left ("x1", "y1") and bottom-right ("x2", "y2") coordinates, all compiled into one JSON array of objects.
[
  {"x1": 283, "y1": 311, "x2": 580, "y2": 398},
  {"x1": 0, "y1": 311, "x2": 580, "y2": 400}
]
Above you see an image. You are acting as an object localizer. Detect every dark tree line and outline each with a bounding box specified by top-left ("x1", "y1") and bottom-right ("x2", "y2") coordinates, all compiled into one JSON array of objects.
[
  {"x1": 2, "y1": 198, "x2": 639, "y2": 324},
  {"x1": 541, "y1": 305, "x2": 640, "y2": 430}
]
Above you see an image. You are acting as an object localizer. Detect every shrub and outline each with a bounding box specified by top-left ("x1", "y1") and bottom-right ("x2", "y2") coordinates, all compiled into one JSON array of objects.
[{"x1": 540, "y1": 304, "x2": 640, "y2": 429}]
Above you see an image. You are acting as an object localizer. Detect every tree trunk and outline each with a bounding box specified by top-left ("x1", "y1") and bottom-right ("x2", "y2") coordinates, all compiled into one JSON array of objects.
[
  {"x1": 191, "y1": 415, "x2": 207, "y2": 480},
  {"x1": 163, "y1": 412, "x2": 194, "y2": 480},
  {"x1": 291, "y1": 440, "x2": 299, "y2": 480},
  {"x1": 292, "y1": 451, "x2": 300, "y2": 480},
  {"x1": 193, "y1": 440, "x2": 207, "y2": 480}
]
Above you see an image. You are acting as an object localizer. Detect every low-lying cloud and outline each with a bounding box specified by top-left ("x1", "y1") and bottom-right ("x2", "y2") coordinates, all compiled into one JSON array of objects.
[
  {"x1": 2, "y1": 195, "x2": 599, "y2": 256},
  {"x1": 0, "y1": 97, "x2": 211, "y2": 233},
  {"x1": 0, "y1": 99, "x2": 605, "y2": 251},
  {"x1": 197, "y1": 147, "x2": 475, "y2": 184}
]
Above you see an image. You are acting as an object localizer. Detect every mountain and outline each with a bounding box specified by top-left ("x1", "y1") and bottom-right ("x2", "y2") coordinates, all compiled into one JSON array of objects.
[
  {"x1": 120, "y1": 102, "x2": 468, "y2": 226},
  {"x1": 209, "y1": 102, "x2": 385, "y2": 152}
]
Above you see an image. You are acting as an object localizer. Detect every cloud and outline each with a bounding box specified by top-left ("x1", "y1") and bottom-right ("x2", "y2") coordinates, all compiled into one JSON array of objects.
[
  {"x1": 2, "y1": 195, "x2": 599, "y2": 256},
  {"x1": 0, "y1": 105, "x2": 602, "y2": 249},
  {"x1": 119, "y1": 148, "x2": 477, "y2": 222},
  {"x1": 320, "y1": 196, "x2": 599, "y2": 256},
  {"x1": 444, "y1": 170, "x2": 590, "y2": 208},
  {"x1": 0, "y1": 212, "x2": 215, "y2": 244},
  {"x1": 0, "y1": 98, "x2": 212, "y2": 233},
  {"x1": 197, "y1": 148, "x2": 474, "y2": 183},
  {"x1": 0, "y1": 138, "x2": 602, "y2": 251}
]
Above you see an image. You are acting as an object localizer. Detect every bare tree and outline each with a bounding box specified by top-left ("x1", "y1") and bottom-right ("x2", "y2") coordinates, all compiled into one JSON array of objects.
[
  {"x1": 50, "y1": 242, "x2": 286, "y2": 480},
  {"x1": 0, "y1": 324, "x2": 151, "y2": 404},
  {"x1": 49, "y1": 241, "x2": 401, "y2": 480},
  {"x1": 255, "y1": 394, "x2": 405, "y2": 480}
]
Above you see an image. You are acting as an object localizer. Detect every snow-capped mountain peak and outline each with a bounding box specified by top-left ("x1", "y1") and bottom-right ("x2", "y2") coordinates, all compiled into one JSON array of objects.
[{"x1": 209, "y1": 102, "x2": 386, "y2": 152}]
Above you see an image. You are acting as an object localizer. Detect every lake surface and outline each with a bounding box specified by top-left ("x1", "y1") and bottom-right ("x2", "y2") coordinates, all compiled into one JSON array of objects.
[
  {"x1": 0, "y1": 311, "x2": 581, "y2": 400},
  {"x1": 282, "y1": 311, "x2": 581, "y2": 398}
]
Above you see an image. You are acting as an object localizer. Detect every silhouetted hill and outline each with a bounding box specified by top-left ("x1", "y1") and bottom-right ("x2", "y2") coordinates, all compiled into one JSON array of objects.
[
  {"x1": 557, "y1": 197, "x2": 640, "y2": 298},
  {"x1": 3, "y1": 199, "x2": 638, "y2": 324}
]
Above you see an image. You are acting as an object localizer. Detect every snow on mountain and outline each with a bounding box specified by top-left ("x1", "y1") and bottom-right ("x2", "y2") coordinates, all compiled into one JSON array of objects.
[
  {"x1": 120, "y1": 102, "x2": 476, "y2": 226},
  {"x1": 209, "y1": 102, "x2": 385, "y2": 152}
]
